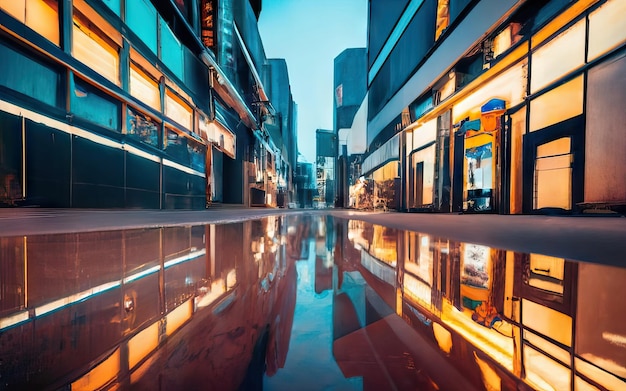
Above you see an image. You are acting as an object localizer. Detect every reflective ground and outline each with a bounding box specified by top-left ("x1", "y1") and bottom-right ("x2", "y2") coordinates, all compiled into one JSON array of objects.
[{"x1": 1, "y1": 214, "x2": 625, "y2": 390}]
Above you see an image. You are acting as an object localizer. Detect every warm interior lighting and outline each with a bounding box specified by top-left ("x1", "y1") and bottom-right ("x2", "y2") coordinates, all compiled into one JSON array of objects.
[
  {"x1": 128, "y1": 322, "x2": 159, "y2": 369},
  {"x1": 130, "y1": 65, "x2": 160, "y2": 111},
  {"x1": 529, "y1": 75, "x2": 583, "y2": 132},
  {"x1": 165, "y1": 299, "x2": 192, "y2": 336},
  {"x1": 165, "y1": 91, "x2": 192, "y2": 130},
  {"x1": 71, "y1": 348, "x2": 120, "y2": 391},
  {"x1": 72, "y1": 16, "x2": 119, "y2": 85}
]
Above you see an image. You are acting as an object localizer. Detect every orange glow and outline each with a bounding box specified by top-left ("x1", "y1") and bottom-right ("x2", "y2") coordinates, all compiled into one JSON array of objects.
[
  {"x1": 128, "y1": 323, "x2": 159, "y2": 369},
  {"x1": 71, "y1": 349, "x2": 120, "y2": 391},
  {"x1": 529, "y1": 76, "x2": 583, "y2": 132},
  {"x1": 165, "y1": 299, "x2": 192, "y2": 336}
]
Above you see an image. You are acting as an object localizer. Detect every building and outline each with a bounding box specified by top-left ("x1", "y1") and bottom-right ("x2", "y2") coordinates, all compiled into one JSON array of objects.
[
  {"x1": 333, "y1": 48, "x2": 367, "y2": 208},
  {"x1": 362, "y1": 0, "x2": 626, "y2": 214},
  {"x1": 0, "y1": 0, "x2": 296, "y2": 209},
  {"x1": 315, "y1": 128, "x2": 336, "y2": 207},
  {"x1": 294, "y1": 154, "x2": 315, "y2": 208}
]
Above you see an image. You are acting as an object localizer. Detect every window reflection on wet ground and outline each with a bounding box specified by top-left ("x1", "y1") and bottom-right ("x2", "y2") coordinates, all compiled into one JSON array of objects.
[{"x1": 0, "y1": 214, "x2": 625, "y2": 390}]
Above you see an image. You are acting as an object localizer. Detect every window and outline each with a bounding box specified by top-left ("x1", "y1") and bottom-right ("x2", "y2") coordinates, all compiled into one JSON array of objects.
[
  {"x1": 588, "y1": 0, "x2": 626, "y2": 61},
  {"x1": 130, "y1": 64, "x2": 160, "y2": 111},
  {"x1": 435, "y1": 0, "x2": 449, "y2": 41},
  {"x1": 72, "y1": 14, "x2": 120, "y2": 85},
  {"x1": 531, "y1": 20, "x2": 585, "y2": 93},
  {"x1": 159, "y1": 17, "x2": 184, "y2": 79},
  {"x1": 126, "y1": 0, "x2": 157, "y2": 54},
  {"x1": 188, "y1": 138, "x2": 206, "y2": 172},
  {"x1": 165, "y1": 127, "x2": 189, "y2": 163},
  {"x1": 0, "y1": 0, "x2": 59, "y2": 45},
  {"x1": 71, "y1": 78, "x2": 120, "y2": 130},
  {"x1": 529, "y1": 75, "x2": 583, "y2": 132},
  {"x1": 126, "y1": 106, "x2": 159, "y2": 147},
  {"x1": 165, "y1": 90, "x2": 192, "y2": 131},
  {"x1": 0, "y1": 40, "x2": 61, "y2": 107},
  {"x1": 100, "y1": 0, "x2": 120, "y2": 16},
  {"x1": 534, "y1": 137, "x2": 572, "y2": 210}
]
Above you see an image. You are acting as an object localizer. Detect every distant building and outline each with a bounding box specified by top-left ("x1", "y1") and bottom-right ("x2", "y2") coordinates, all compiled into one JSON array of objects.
[
  {"x1": 295, "y1": 155, "x2": 315, "y2": 208},
  {"x1": 315, "y1": 129, "x2": 336, "y2": 207},
  {"x1": 333, "y1": 48, "x2": 367, "y2": 208}
]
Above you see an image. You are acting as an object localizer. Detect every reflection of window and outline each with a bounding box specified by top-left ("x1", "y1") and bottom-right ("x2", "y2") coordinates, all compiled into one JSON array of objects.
[
  {"x1": 528, "y1": 254, "x2": 564, "y2": 294},
  {"x1": 461, "y1": 243, "x2": 490, "y2": 289},
  {"x1": 187, "y1": 138, "x2": 206, "y2": 172},
  {"x1": 0, "y1": 40, "x2": 61, "y2": 107},
  {"x1": 126, "y1": 107, "x2": 159, "y2": 147},
  {"x1": 0, "y1": 0, "x2": 60, "y2": 46},
  {"x1": 72, "y1": 14, "x2": 119, "y2": 85},
  {"x1": 165, "y1": 127, "x2": 189, "y2": 163},
  {"x1": 71, "y1": 79, "x2": 119, "y2": 130},
  {"x1": 130, "y1": 64, "x2": 160, "y2": 111}
]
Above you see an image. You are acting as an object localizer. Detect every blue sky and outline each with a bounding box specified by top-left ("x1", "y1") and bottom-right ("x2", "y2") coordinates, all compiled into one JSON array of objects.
[{"x1": 258, "y1": 0, "x2": 367, "y2": 163}]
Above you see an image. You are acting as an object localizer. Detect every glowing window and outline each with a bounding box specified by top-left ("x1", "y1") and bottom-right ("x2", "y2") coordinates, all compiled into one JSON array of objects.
[
  {"x1": 531, "y1": 19, "x2": 585, "y2": 93},
  {"x1": 435, "y1": 0, "x2": 449, "y2": 41},
  {"x1": 535, "y1": 137, "x2": 572, "y2": 210},
  {"x1": 165, "y1": 91, "x2": 192, "y2": 131},
  {"x1": 0, "y1": 0, "x2": 59, "y2": 46},
  {"x1": 529, "y1": 75, "x2": 583, "y2": 132},
  {"x1": 588, "y1": 0, "x2": 626, "y2": 61},
  {"x1": 130, "y1": 64, "x2": 160, "y2": 111},
  {"x1": 72, "y1": 16, "x2": 119, "y2": 85}
]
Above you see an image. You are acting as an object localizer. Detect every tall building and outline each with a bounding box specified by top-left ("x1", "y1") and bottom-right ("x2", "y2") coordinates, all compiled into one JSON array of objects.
[
  {"x1": 364, "y1": 0, "x2": 626, "y2": 214},
  {"x1": 333, "y1": 48, "x2": 367, "y2": 208},
  {"x1": 0, "y1": 0, "x2": 295, "y2": 209},
  {"x1": 315, "y1": 129, "x2": 336, "y2": 207}
]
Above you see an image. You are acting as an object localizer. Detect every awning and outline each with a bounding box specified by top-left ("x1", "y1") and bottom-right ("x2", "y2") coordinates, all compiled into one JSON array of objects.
[{"x1": 361, "y1": 133, "x2": 400, "y2": 176}]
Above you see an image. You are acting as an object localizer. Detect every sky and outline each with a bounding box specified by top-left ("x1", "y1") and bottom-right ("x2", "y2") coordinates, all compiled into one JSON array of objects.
[{"x1": 258, "y1": 0, "x2": 367, "y2": 163}]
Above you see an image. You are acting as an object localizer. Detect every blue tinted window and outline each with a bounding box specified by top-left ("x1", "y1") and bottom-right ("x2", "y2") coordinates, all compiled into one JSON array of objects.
[
  {"x1": 127, "y1": 0, "x2": 157, "y2": 54},
  {"x1": 71, "y1": 79, "x2": 120, "y2": 130}
]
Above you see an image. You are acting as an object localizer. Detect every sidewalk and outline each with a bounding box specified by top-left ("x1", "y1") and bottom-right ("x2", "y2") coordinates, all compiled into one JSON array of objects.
[{"x1": 0, "y1": 208, "x2": 624, "y2": 266}]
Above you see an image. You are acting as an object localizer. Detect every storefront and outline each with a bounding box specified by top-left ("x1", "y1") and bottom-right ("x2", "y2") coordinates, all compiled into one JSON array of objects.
[{"x1": 361, "y1": 133, "x2": 400, "y2": 210}]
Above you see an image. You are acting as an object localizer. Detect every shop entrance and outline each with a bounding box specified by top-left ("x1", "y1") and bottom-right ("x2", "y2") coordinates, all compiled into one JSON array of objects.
[{"x1": 522, "y1": 116, "x2": 584, "y2": 214}]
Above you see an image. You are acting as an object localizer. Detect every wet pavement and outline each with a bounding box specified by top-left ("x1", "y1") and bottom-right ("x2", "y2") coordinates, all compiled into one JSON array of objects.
[{"x1": 0, "y1": 211, "x2": 625, "y2": 390}]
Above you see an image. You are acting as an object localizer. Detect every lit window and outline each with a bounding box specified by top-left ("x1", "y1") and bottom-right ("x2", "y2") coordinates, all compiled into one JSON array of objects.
[
  {"x1": 165, "y1": 90, "x2": 192, "y2": 131},
  {"x1": 492, "y1": 23, "x2": 522, "y2": 59},
  {"x1": 588, "y1": 0, "x2": 626, "y2": 61},
  {"x1": 435, "y1": 0, "x2": 449, "y2": 40},
  {"x1": 531, "y1": 19, "x2": 585, "y2": 93},
  {"x1": 130, "y1": 64, "x2": 160, "y2": 111},
  {"x1": 529, "y1": 75, "x2": 583, "y2": 132},
  {"x1": 0, "y1": 0, "x2": 60, "y2": 46},
  {"x1": 535, "y1": 137, "x2": 572, "y2": 210},
  {"x1": 72, "y1": 15, "x2": 120, "y2": 85}
]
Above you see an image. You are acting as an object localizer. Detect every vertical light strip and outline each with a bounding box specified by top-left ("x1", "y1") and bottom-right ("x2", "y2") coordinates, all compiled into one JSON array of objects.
[
  {"x1": 23, "y1": 236, "x2": 27, "y2": 308},
  {"x1": 368, "y1": 0, "x2": 425, "y2": 84},
  {"x1": 21, "y1": 115, "x2": 26, "y2": 198}
]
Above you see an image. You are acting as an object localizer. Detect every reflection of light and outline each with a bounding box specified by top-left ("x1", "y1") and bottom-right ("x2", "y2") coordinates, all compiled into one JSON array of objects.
[
  {"x1": 0, "y1": 311, "x2": 29, "y2": 330},
  {"x1": 166, "y1": 299, "x2": 192, "y2": 336},
  {"x1": 226, "y1": 269, "x2": 237, "y2": 290},
  {"x1": 123, "y1": 265, "x2": 160, "y2": 284},
  {"x1": 354, "y1": 243, "x2": 363, "y2": 251},
  {"x1": 421, "y1": 236, "x2": 429, "y2": 247},
  {"x1": 195, "y1": 278, "x2": 227, "y2": 309},
  {"x1": 71, "y1": 348, "x2": 120, "y2": 391},
  {"x1": 128, "y1": 322, "x2": 159, "y2": 369},
  {"x1": 35, "y1": 281, "x2": 121, "y2": 317},
  {"x1": 164, "y1": 249, "x2": 206, "y2": 269}
]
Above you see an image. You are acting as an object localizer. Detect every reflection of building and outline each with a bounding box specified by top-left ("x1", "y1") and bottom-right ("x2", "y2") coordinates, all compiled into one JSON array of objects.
[
  {"x1": 0, "y1": 215, "x2": 303, "y2": 389},
  {"x1": 364, "y1": 0, "x2": 626, "y2": 214},
  {"x1": 295, "y1": 155, "x2": 316, "y2": 208},
  {"x1": 0, "y1": 0, "x2": 296, "y2": 208},
  {"x1": 316, "y1": 129, "x2": 336, "y2": 207},
  {"x1": 343, "y1": 219, "x2": 626, "y2": 390}
]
